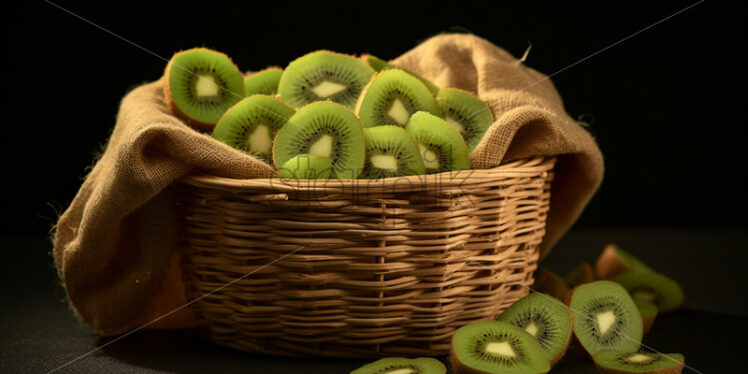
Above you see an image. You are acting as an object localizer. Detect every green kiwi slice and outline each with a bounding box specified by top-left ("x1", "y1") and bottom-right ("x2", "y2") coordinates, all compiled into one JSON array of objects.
[
  {"x1": 635, "y1": 299, "x2": 658, "y2": 334},
  {"x1": 567, "y1": 281, "x2": 643, "y2": 356},
  {"x1": 164, "y1": 48, "x2": 245, "y2": 130},
  {"x1": 273, "y1": 101, "x2": 365, "y2": 179},
  {"x1": 351, "y1": 357, "x2": 446, "y2": 374},
  {"x1": 361, "y1": 54, "x2": 440, "y2": 95},
  {"x1": 277, "y1": 154, "x2": 332, "y2": 179},
  {"x1": 361, "y1": 125, "x2": 425, "y2": 179},
  {"x1": 532, "y1": 267, "x2": 570, "y2": 302},
  {"x1": 596, "y1": 243, "x2": 654, "y2": 279},
  {"x1": 211, "y1": 95, "x2": 295, "y2": 162},
  {"x1": 355, "y1": 69, "x2": 441, "y2": 128},
  {"x1": 244, "y1": 67, "x2": 283, "y2": 96},
  {"x1": 593, "y1": 350, "x2": 685, "y2": 374},
  {"x1": 450, "y1": 320, "x2": 551, "y2": 374},
  {"x1": 278, "y1": 50, "x2": 374, "y2": 109},
  {"x1": 495, "y1": 293, "x2": 573, "y2": 366},
  {"x1": 405, "y1": 111, "x2": 470, "y2": 173},
  {"x1": 613, "y1": 271, "x2": 684, "y2": 313},
  {"x1": 565, "y1": 262, "x2": 596, "y2": 288},
  {"x1": 435, "y1": 88, "x2": 493, "y2": 152}
]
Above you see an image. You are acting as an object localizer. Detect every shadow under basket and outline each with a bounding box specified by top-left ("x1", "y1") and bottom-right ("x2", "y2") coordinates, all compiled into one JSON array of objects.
[{"x1": 176, "y1": 156, "x2": 555, "y2": 358}]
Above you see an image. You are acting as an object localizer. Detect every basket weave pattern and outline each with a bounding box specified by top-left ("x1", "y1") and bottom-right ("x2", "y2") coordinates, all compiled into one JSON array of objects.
[{"x1": 176, "y1": 157, "x2": 555, "y2": 357}]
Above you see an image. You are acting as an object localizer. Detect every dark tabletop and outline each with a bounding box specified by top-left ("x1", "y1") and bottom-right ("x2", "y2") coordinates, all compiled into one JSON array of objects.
[{"x1": 2, "y1": 229, "x2": 746, "y2": 373}]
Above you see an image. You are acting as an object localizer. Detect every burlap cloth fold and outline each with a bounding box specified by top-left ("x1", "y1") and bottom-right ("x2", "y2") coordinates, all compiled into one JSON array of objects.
[{"x1": 53, "y1": 33, "x2": 603, "y2": 336}]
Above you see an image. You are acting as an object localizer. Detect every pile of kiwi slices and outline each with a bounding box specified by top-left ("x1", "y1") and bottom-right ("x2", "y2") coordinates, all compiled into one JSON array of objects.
[{"x1": 162, "y1": 47, "x2": 495, "y2": 179}]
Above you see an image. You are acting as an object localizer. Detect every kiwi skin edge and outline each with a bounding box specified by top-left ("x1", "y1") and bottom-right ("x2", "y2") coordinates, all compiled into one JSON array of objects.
[
  {"x1": 533, "y1": 268, "x2": 570, "y2": 301},
  {"x1": 595, "y1": 244, "x2": 634, "y2": 280},
  {"x1": 550, "y1": 298, "x2": 574, "y2": 366}
]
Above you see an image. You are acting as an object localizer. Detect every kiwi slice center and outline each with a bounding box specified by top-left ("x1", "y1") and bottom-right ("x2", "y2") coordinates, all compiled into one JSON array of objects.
[
  {"x1": 485, "y1": 341, "x2": 517, "y2": 358},
  {"x1": 246, "y1": 125, "x2": 272, "y2": 155},
  {"x1": 626, "y1": 353, "x2": 656, "y2": 364},
  {"x1": 308, "y1": 134, "x2": 334, "y2": 158},
  {"x1": 388, "y1": 99, "x2": 410, "y2": 125},
  {"x1": 418, "y1": 144, "x2": 440, "y2": 170},
  {"x1": 371, "y1": 154, "x2": 399, "y2": 171},
  {"x1": 445, "y1": 115, "x2": 466, "y2": 135},
  {"x1": 596, "y1": 310, "x2": 617, "y2": 335},
  {"x1": 310, "y1": 80, "x2": 348, "y2": 98},
  {"x1": 195, "y1": 74, "x2": 220, "y2": 97},
  {"x1": 524, "y1": 322, "x2": 540, "y2": 337},
  {"x1": 384, "y1": 369, "x2": 417, "y2": 374},
  {"x1": 474, "y1": 335, "x2": 525, "y2": 364}
]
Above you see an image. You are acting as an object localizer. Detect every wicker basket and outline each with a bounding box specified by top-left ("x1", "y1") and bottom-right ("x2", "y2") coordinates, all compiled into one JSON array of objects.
[{"x1": 175, "y1": 156, "x2": 555, "y2": 358}]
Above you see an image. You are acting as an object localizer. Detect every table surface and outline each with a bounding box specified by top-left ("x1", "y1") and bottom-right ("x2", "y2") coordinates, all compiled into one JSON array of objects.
[{"x1": 2, "y1": 229, "x2": 746, "y2": 373}]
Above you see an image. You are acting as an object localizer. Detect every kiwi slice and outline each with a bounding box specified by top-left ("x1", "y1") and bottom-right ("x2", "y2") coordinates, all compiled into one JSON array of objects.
[
  {"x1": 405, "y1": 111, "x2": 470, "y2": 173},
  {"x1": 278, "y1": 50, "x2": 374, "y2": 109},
  {"x1": 532, "y1": 267, "x2": 570, "y2": 301},
  {"x1": 567, "y1": 281, "x2": 643, "y2": 356},
  {"x1": 435, "y1": 88, "x2": 493, "y2": 152},
  {"x1": 613, "y1": 271, "x2": 684, "y2": 313},
  {"x1": 211, "y1": 95, "x2": 295, "y2": 162},
  {"x1": 635, "y1": 299, "x2": 658, "y2": 334},
  {"x1": 361, "y1": 54, "x2": 440, "y2": 95},
  {"x1": 244, "y1": 67, "x2": 283, "y2": 96},
  {"x1": 565, "y1": 262, "x2": 596, "y2": 288},
  {"x1": 273, "y1": 101, "x2": 365, "y2": 179},
  {"x1": 355, "y1": 69, "x2": 441, "y2": 128},
  {"x1": 495, "y1": 293, "x2": 573, "y2": 366},
  {"x1": 593, "y1": 350, "x2": 685, "y2": 374},
  {"x1": 361, "y1": 125, "x2": 425, "y2": 179},
  {"x1": 351, "y1": 357, "x2": 446, "y2": 374},
  {"x1": 596, "y1": 243, "x2": 654, "y2": 280},
  {"x1": 277, "y1": 154, "x2": 332, "y2": 179},
  {"x1": 164, "y1": 47, "x2": 245, "y2": 131},
  {"x1": 450, "y1": 320, "x2": 551, "y2": 374}
]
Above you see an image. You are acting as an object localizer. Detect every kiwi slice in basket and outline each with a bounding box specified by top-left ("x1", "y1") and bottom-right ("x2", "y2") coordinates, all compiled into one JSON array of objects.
[
  {"x1": 361, "y1": 125, "x2": 426, "y2": 179},
  {"x1": 211, "y1": 95, "x2": 295, "y2": 162},
  {"x1": 351, "y1": 357, "x2": 446, "y2": 374},
  {"x1": 435, "y1": 88, "x2": 493, "y2": 152},
  {"x1": 277, "y1": 154, "x2": 332, "y2": 179},
  {"x1": 277, "y1": 50, "x2": 374, "y2": 109},
  {"x1": 405, "y1": 111, "x2": 470, "y2": 173},
  {"x1": 565, "y1": 262, "x2": 596, "y2": 288},
  {"x1": 163, "y1": 47, "x2": 245, "y2": 131},
  {"x1": 361, "y1": 53, "x2": 440, "y2": 95},
  {"x1": 567, "y1": 281, "x2": 643, "y2": 356},
  {"x1": 495, "y1": 293, "x2": 573, "y2": 366},
  {"x1": 532, "y1": 267, "x2": 571, "y2": 301},
  {"x1": 593, "y1": 350, "x2": 685, "y2": 374},
  {"x1": 355, "y1": 69, "x2": 441, "y2": 128},
  {"x1": 635, "y1": 299, "x2": 658, "y2": 334},
  {"x1": 596, "y1": 243, "x2": 654, "y2": 280},
  {"x1": 244, "y1": 67, "x2": 283, "y2": 96},
  {"x1": 612, "y1": 271, "x2": 685, "y2": 313},
  {"x1": 273, "y1": 101, "x2": 365, "y2": 179},
  {"x1": 450, "y1": 320, "x2": 551, "y2": 374}
]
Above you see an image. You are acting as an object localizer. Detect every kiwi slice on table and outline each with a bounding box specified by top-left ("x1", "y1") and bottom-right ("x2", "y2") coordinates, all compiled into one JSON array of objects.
[
  {"x1": 355, "y1": 69, "x2": 441, "y2": 128},
  {"x1": 596, "y1": 243, "x2": 654, "y2": 280},
  {"x1": 164, "y1": 47, "x2": 245, "y2": 131},
  {"x1": 593, "y1": 350, "x2": 685, "y2": 374},
  {"x1": 495, "y1": 293, "x2": 573, "y2": 366},
  {"x1": 435, "y1": 88, "x2": 493, "y2": 152},
  {"x1": 277, "y1": 154, "x2": 332, "y2": 179},
  {"x1": 351, "y1": 357, "x2": 446, "y2": 374},
  {"x1": 244, "y1": 67, "x2": 283, "y2": 96},
  {"x1": 567, "y1": 281, "x2": 643, "y2": 356},
  {"x1": 450, "y1": 320, "x2": 551, "y2": 374},
  {"x1": 211, "y1": 95, "x2": 295, "y2": 162},
  {"x1": 277, "y1": 50, "x2": 374, "y2": 109},
  {"x1": 273, "y1": 101, "x2": 365, "y2": 179},
  {"x1": 565, "y1": 262, "x2": 596, "y2": 288},
  {"x1": 405, "y1": 111, "x2": 470, "y2": 173},
  {"x1": 361, "y1": 54, "x2": 440, "y2": 95},
  {"x1": 361, "y1": 125, "x2": 426, "y2": 179},
  {"x1": 532, "y1": 267, "x2": 571, "y2": 301},
  {"x1": 613, "y1": 271, "x2": 684, "y2": 313},
  {"x1": 635, "y1": 299, "x2": 658, "y2": 334}
]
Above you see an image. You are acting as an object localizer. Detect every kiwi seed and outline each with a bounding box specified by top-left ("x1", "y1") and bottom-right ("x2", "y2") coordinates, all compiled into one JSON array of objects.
[
  {"x1": 405, "y1": 111, "x2": 470, "y2": 174},
  {"x1": 351, "y1": 357, "x2": 446, "y2": 374},
  {"x1": 593, "y1": 350, "x2": 685, "y2": 374},
  {"x1": 244, "y1": 67, "x2": 283, "y2": 96},
  {"x1": 163, "y1": 47, "x2": 245, "y2": 131},
  {"x1": 355, "y1": 69, "x2": 442, "y2": 128},
  {"x1": 613, "y1": 271, "x2": 684, "y2": 313},
  {"x1": 435, "y1": 88, "x2": 494, "y2": 152}
]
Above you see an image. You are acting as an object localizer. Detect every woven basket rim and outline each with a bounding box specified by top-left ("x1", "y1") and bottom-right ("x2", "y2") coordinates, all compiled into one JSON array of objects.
[{"x1": 179, "y1": 156, "x2": 555, "y2": 191}]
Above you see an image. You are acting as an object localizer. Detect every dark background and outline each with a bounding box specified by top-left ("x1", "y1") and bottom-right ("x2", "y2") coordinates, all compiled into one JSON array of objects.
[{"x1": 3, "y1": 0, "x2": 747, "y2": 236}]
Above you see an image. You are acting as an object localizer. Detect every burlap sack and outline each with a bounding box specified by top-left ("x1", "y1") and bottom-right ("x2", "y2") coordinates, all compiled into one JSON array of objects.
[{"x1": 53, "y1": 33, "x2": 603, "y2": 336}]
